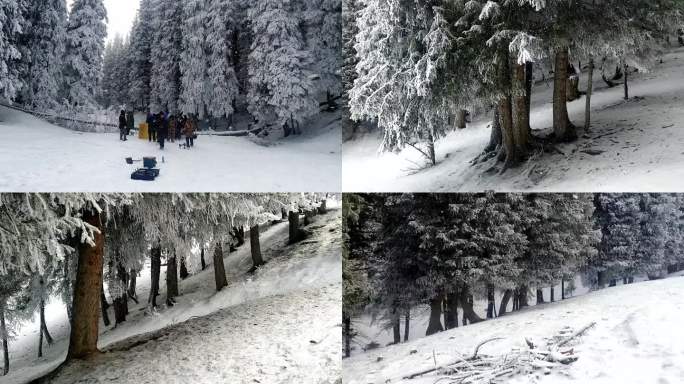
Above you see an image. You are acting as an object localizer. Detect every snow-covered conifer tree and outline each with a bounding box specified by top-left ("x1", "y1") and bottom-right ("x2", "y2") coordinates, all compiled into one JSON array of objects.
[
  {"x1": 204, "y1": 0, "x2": 240, "y2": 119},
  {"x1": 0, "y1": 0, "x2": 26, "y2": 101},
  {"x1": 149, "y1": 0, "x2": 183, "y2": 113},
  {"x1": 128, "y1": 0, "x2": 154, "y2": 110}
]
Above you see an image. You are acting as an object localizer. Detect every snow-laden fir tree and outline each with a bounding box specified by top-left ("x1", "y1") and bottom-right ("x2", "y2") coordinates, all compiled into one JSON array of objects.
[
  {"x1": 179, "y1": 0, "x2": 209, "y2": 117},
  {"x1": 0, "y1": 0, "x2": 26, "y2": 101},
  {"x1": 247, "y1": 0, "x2": 317, "y2": 129},
  {"x1": 149, "y1": 0, "x2": 183, "y2": 113},
  {"x1": 62, "y1": 0, "x2": 107, "y2": 110},
  {"x1": 128, "y1": 0, "x2": 155, "y2": 110},
  {"x1": 301, "y1": 0, "x2": 342, "y2": 97},
  {"x1": 17, "y1": 0, "x2": 67, "y2": 110},
  {"x1": 100, "y1": 35, "x2": 131, "y2": 108},
  {"x1": 205, "y1": 0, "x2": 240, "y2": 119}
]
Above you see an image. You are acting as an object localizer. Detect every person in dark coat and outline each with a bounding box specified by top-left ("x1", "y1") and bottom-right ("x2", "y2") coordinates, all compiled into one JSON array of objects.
[
  {"x1": 118, "y1": 110, "x2": 127, "y2": 141},
  {"x1": 146, "y1": 111, "x2": 156, "y2": 142},
  {"x1": 158, "y1": 111, "x2": 168, "y2": 150}
]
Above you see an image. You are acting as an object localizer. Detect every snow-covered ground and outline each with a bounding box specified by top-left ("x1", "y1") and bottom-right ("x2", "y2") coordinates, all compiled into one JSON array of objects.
[
  {"x1": 343, "y1": 275, "x2": 684, "y2": 384},
  {"x1": 4, "y1": 205, "x2": 342, "y2": 384},
  {"x1": 343, "y1": 46, "x2": 684, "y2": 192},
  {"x1": 0, "y1": 107, "x2": 341, "y2": 192}
]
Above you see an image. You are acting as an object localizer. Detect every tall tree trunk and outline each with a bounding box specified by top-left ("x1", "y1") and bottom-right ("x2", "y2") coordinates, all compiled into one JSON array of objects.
[
  {"x1": 213, "y1": 243, "x2": 228, "y2": 291},
  {"x1": 392, "y1": 307, "x2": 401, "y2": 344},
  {"x1": 609, "y1": 279, "x2": 617, "y2": 287},
  {"x1": 561, "y1": 279, "x2": 565, "y2": 299},
  {"x1": 499, "y1": 49, "x2": 518, "y2": 169},
  {"x1": 250, "y1": 224, "x2": 264, "y2": 269},
  {"x1": 343, "y1": 314, "x2": 351, "y2": 358},
  {"x1": 427, "y1": 132, "x2": 437, "y2": 166},
  {"x1": 38, "y1": 316, "x2": 44, "y2": 357},
  {"x1": 623, "y1": 62, "x2": 629, "y2": 100},
  {"x1": 536, "y1": 288, "x2": 545, "y2": 304},
  {"x1": 288, "y1": 211, "x2": 301, "y2": 244},
  {"x1": 517, "y1": 286, "x2": 529, "y2": 308},
  {"x1": 404, "y1": 309, "x2": 410, "y2": 342},
  {"x1": 585, "y1": 58, "x2": 594, "y2": 131},
  {"x1": 525, "y1": 61, "x2": 533, "y2": 135},
  {"x1": 425, "y1": 295, "x2": 443, "y2": 336},
  {"x1": 456, "y1": 109, "x2": 467, "y2": 129},
  {"x1": 486, "y1": 284, "x2": 496, "y2": 319},
  {"x1": 1, "y1": 301, "x2": 8, "y2": 375},
  {"x1": 100, "y1": 283, "x2": 110, "y2": 327},
  {"x1": 499, "y1": 289, "x2": 513, "y2": 316},
  {"x1": 550, "y1": 286, "x2": 555, "y2": 302},
  {"x1": 459, "y1": 285, "x2": 483, "y2": 325},
  {"x1": 485, "y1": 108, "x2": 502, "y2": 153},
  {"x1": 200, "y1": 248, "x2": 206, "y2": 270},
  {"x1": 113, "y1": 264, "x2": 128, "y2": 325},
  {"x1": 40, "y1": 299, "x2": 53, "y2": 345},
  {"x1": 597, "y1": 270, "x2": 607, "y2": 289},
  {"x1": 128, "y1": 269, "x2": 138, "y2": 304},
  {"x1": 179, "y1": 257, "x2": 189, "y2": 279},
  {"x1": 512, "y1": 63, "x2": 529, "y2": 157},
  {"x1": 149, "y1": 247, "x2": 161, "y2": 308},
  {"x1": 68, "y1": 210, "x2": 104, "y2": 359},
  {"x1": 166, "y1": 252, "x2": 178, "y2": 306},
  {"x1": 553, "y1": 47, "x2": 576, "y2": 142},
  {"x1": 444, "y1": 290, "x2": 459, "y2": 329}
]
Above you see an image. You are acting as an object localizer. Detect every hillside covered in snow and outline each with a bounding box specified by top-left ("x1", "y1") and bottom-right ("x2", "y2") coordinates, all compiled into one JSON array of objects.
[{"x1": 343, "y1": 275, "x2": 684, "y2": 384}]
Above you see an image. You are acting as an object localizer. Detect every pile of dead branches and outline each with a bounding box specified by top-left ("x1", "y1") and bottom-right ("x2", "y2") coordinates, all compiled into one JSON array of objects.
[{"x1": 403, "y1": 322, "x2": 596, "y2": 384}]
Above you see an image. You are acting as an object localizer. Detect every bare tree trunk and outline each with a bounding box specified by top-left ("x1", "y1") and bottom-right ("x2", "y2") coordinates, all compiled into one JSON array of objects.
[
  {"x1": 179, "y1": 257, "x2": 189, "y2": 280},
  {"x1": 100, "y1": 283, "x2": 110, "y2": 327},
  {"x1": 585, "y1": 58, "x2": 594, "y2": 131},
  {"x1": 166, "y1": 252, "x2": 178, "y2": 306},
  {"x1": 499, "y1": 49, "x2": 518, "y2": 169},
  {"x1": 200, "y1": 248, "x2": 206, "y2": 270},
  {"x1": 561, "y1": 279, "x2": 565, "y2": 299},
  {"x1": 149, "y1": 247, "x2": 161, "y2": 308},
  {"x1": 128, "y1": 269, "x2": 138, "y2": 304},
  {"x1": 597, "y1": 270, "x2": 607, "y2": 289},
  {"x1": 425, "y1": 295, "x2": 443, "y2": 336},
  {"x1": 392, "y1": 307, "x2": 401, "y2": 344},
  {"x1": 343, "y1": 314, "x2": 351, "y2": 358},
  {"x1": 517, "y1": 285, "x2": 529, "y2": 308},
  {"x1": 459, "y1": 285, "x2": 483, "y2": 325},
  {"x1": 404, "y1": 309, "x2": 410, "y2": 342},
  {"x1": 38, "y1": 315, "x2": 44, "y2": 357},
  {"x1": 68, "y1": 210, "x2": 104, "y2": 359},
  {"x1": 536, "y1": 288, "x2": 545, "y2": 304},
  {"x1": 213, "y1": 243, "x2": 228, "y2": 291},
  {"x1": 485, "y1": 108, "x2": 502, "y2": 153},
  {"x1": 623, "y1": 62, "x2": 629, "y2": 100},
  {"x1": 1, "y1": 301, "x2": 8, "y2": 375},
  {"x1": 288, "y1": 211, "x2": 302, "y2": 244},
  {"x1": 553, "y1": 47, "x2": 576, "y2": 142},
  {"x1": 486, "y1": 284, "x2": 496, "y2": 319},
  {"x1": 250, "y1": 224, "x2": 264, "y2": 269},
  {"x1": 427, "y1": 133, "x2": 436, "y2": 166},
  {"x1": 512, "y1": 63, "x2": 529, "y2": 157},
  {"x1": 525, "y1": 61, "x2": 533, "y2": 135},
  {"x1": 444, "y1": 290, "x2": 459, "y2": 329},
  {"x1": 499, "y1": 289, "x2": 512, "y2": 316},
  {"x1": 550, "y1": 286, "x2": 555, "y2": 302},
  {"x1": 456, "y1": 109, "x2": 467, "y2": 129},
  {"x1": 113, "y1": 265, "x2": 128, "y2": 325},
  {"x1": 40, "y1": 299, "x2": 53, "y2": 345}
]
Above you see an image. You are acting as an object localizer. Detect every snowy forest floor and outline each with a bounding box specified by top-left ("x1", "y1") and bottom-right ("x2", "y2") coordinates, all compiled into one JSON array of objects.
[
  {"x1": 0, "y1": 108, "x2": 341, "y2": 192},
  {"x1": 5, "y1": 205, "x2": 342, "y2": 384},
  {"x1": 343, "y1": 46, "x2": 684, "y2": 192},
  {"x1": 343, "y1": 274, "x2": 684, "y2": 384}
]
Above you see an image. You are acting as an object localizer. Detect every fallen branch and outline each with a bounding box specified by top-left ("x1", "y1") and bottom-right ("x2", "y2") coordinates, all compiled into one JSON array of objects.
[{"x1": 557, "y1": 322, "x2": 596, "y2": 347}]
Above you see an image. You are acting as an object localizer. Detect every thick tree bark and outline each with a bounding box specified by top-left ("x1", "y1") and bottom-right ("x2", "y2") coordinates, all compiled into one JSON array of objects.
[
  {"x1": 318, "y1": 199, "x2": 327, "y2": 214},
  {"x1": 459, "y1": 286, "x2": 483, "y2": 325},
  {"x1": 517, "y1": 286, "x2": 529, "y2": 308},
  {"x1": 1, "y1": 301, "x2": 8, "y2": 375},
  {"x1": 288, "y1": 211, "x2": 301, "y2": 244},
  {"x1": 499, "y1": 289, "x2": 513, "y2": 316},
  {"x1": 550, "y1": 286, "x2": 555, "y2": 302},
  {"x1": 149, "y1": 247, "x2": 161, "y2": 308},
  {"x1": 499, "y1": 49, "x2": 518, "y2": 169},
  {"x1": 179, "y1": 257, "x2": 189, "y2": 280},
  {"x1": 597, "y1": 270, "x2": 607, "y2": 289},
  {"x1": 427, "y1": 133, "x2": 437, "y2": 166},
  {"x1": 525, "y1": 61, "x2": 533, "y2": 135},
  {"x1": 166, "y1": 252, "x2": 178, "y2": 306},
  {"x1": 68, "y1": 210, "x2": 104, "y2": 359},
  {"x1": 100, "y1": 283, "x2": 110, "y2": 327},
  {"x1": 444, "y1": 290, "x2": 459, "y2": 330},
  {"x1": 566, "y1": 64, "x2": 580, "y2": 101},
  {"x1": 536, "y1": 288, "x2": 545, "y2": 304},
  {"x1": 343, "y1": 314, "x2": 351, "y2": 358},
  {"x1": 392, "y1": 307, "x2": 401, "y2": 344},
  {"x1": 561, "y1": 279, "x2": 565, "y2": 299},
  {"x1": 38, "y1": 316, "x2": 44, "y2": 357},
  {"x1": 553, "y1": 47, "x2": 576, "y2": 142},
  {"x1": 404, "y1": 309, "x2": 410, "y2": 342},
  {"x1": 585, "y1": 59, "x2": 594, "y2": 131},
  {"x1": 234, "y1": 227, "x2": 245, "y2": 247},
  {"x1": 425, "y1": 296, "x2": 443, "y2": 336},
  {"x1": 512, "y1": 63, "x2": 529, "y2": 157},
  {"x1": 486, "y1": 285, "x2": 496, "y2": 319},
  {"x1": 456, "y1": 109, "x2": 467, "y2": 129},
  {"x1": 200, "y1": 248, "x2": 206, "y2": 270},
  {"x1": 485, "y1": 108, "x2": 502, "y2": 153},
  {"x1": 213, "y1": 243, "x2": 228, "y2": 291},
  {"x1": 250, "y1": 224, "x2": 264, "y2": 269}
]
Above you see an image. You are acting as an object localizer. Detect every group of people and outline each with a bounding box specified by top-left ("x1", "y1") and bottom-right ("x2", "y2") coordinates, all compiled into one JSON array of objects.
[{"x1": 146, "y1": 111, "x2": 197, "y2": 150}]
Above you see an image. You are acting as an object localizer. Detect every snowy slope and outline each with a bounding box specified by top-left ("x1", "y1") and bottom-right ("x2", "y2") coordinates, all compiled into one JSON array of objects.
[
  {"x1": 0, "y1": 108, "x2": 341, "y2": 192},
  {"x1": 4, "y1": 206, "x2": 342, "y2": 384},
  {"x1": 343, "y1": 46, "x2": 684, "y2": 192},
  {"x1": 343, "y1": 276, "x2": 684, "y2": 384}
]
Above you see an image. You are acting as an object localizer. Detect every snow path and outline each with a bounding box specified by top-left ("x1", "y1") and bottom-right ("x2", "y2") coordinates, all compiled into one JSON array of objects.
[
  {"x1": 5, "y1": 207, "x2": 342, "y2": 384},
  {"x1": 343, "y1": 276, "x2": 684, "y2": 384},
  {"x1": 343, "y1": 46, "x2": 684, "y2": 192},
  {"x1": 0, "y1": 108, "x2": 341, "y2": 192}
]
